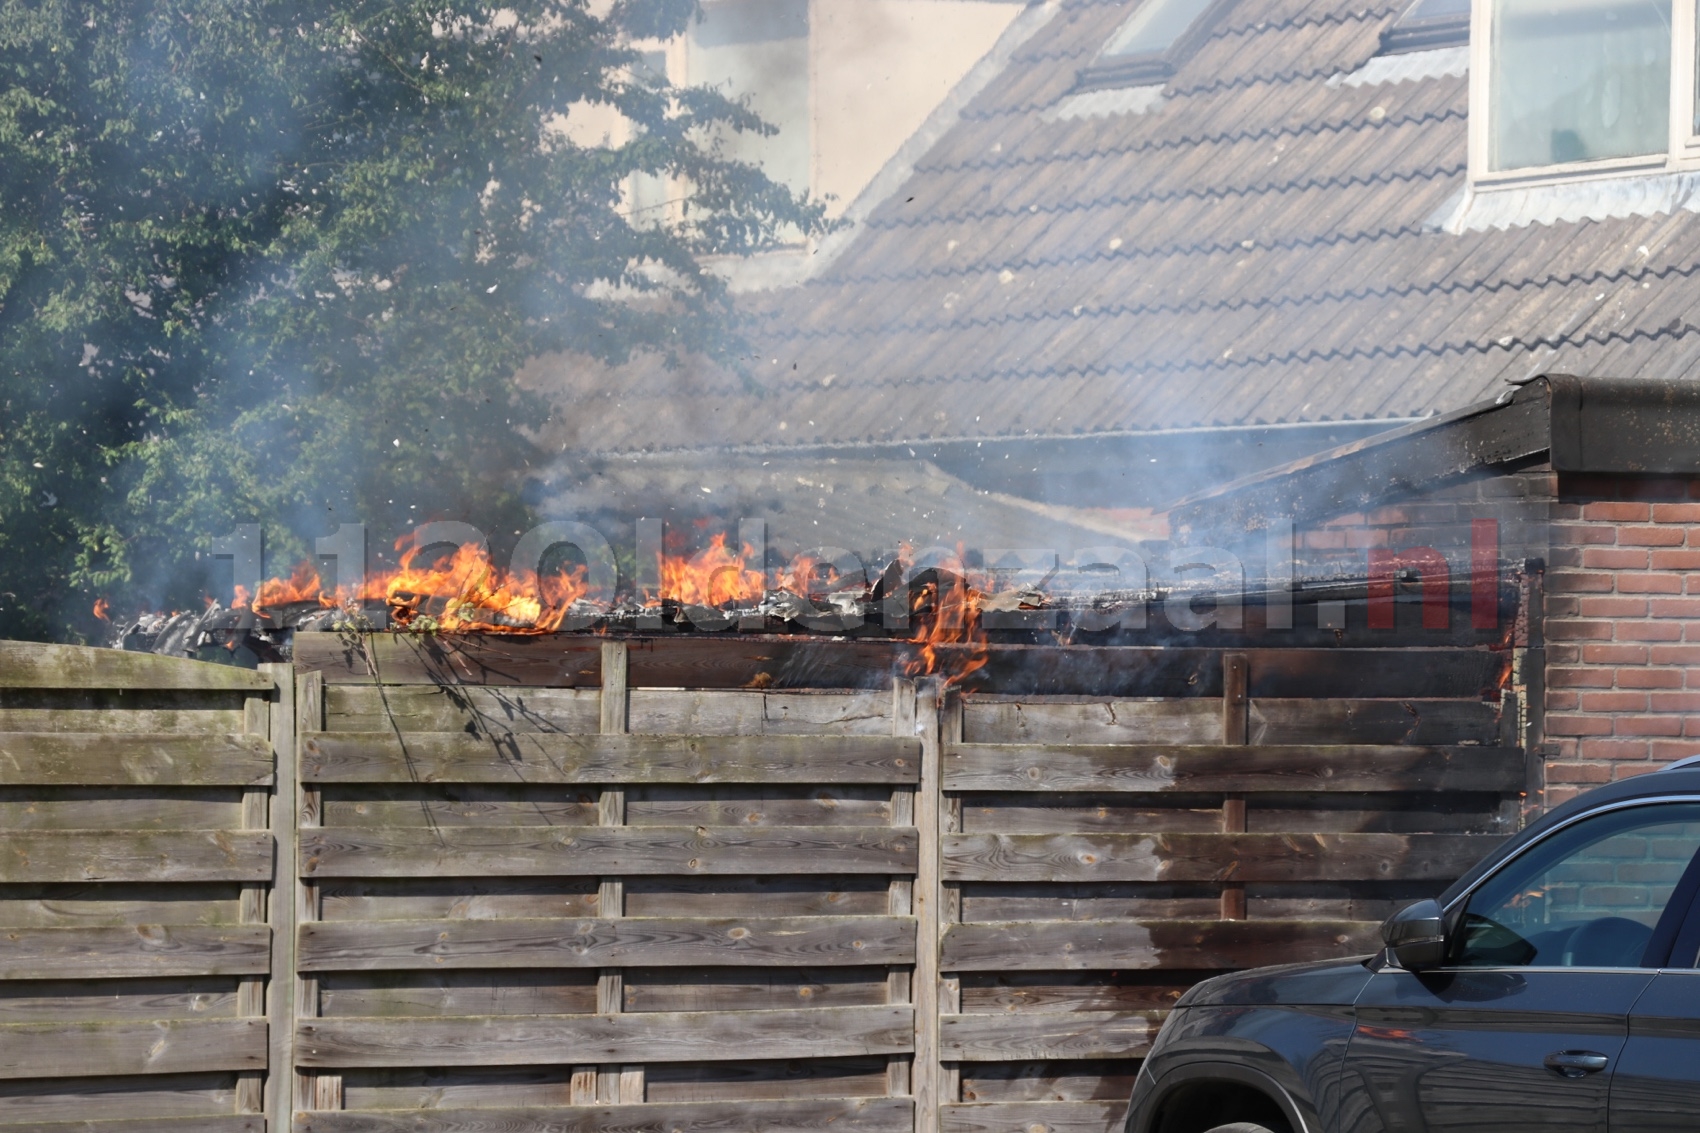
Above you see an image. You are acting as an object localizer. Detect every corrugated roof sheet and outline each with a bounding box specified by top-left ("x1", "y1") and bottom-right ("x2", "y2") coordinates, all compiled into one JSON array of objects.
[{"x1": 529, "y1": 0, "x2": 1700, "y2": 457}]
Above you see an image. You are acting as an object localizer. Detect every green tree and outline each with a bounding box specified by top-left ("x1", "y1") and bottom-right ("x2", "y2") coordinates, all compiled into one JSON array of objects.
[{"x1": 0, "y1": 0, "x2": 822, "y2": 641}]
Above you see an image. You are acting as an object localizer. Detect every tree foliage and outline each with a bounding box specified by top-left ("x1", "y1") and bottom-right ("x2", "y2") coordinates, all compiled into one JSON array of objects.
[{"x1": 0, "y1": 0, "x2": 823, "y2": 641}]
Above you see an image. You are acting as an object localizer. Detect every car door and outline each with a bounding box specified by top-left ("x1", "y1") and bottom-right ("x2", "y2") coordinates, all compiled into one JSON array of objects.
[
  {"x1": 1337, "y1": 800, "x2": 1700, "y2": 1133},
  {"x1": 1607, "y1": 869, "x2": 1700, "y2": 1132}
]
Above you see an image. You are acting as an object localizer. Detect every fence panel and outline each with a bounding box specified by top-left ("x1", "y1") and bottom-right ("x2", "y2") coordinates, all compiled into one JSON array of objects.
[
  {"x1": 932, "y1": 655, "x2": 1522, "y2": 1133},
  {"x1": 291, "y1": 641, "x2": 923, "y2": 1133},
  {"x1": 0, "y1": 642, "x2": 280, "y2": 1133}
]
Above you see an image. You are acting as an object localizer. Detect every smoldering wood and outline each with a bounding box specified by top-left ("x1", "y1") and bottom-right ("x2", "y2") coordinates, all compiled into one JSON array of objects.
[
  {"x1": 295, "y1": 1005, "x2": 916, "y2": 1068},
  {"x1": 298, "y1": 916, "x2": 917, "y2": 971},
  {"x1": 0, "y1": 732, "x2": 273, "y2": 787},
  {"x1": 943, "y1": 744, "x2": 1524, "y2": 793},
  {"x1": 293, "y1": 635, "x2": 1509, "y2": 700},
  {"x1": 299, "y1": 825, "x2": 918, "y2": 878},
  {"x1": 292, "y1": 1097, "x2": 916, "y2": 1133},
  {"x1": 303, "y1": 732, "x2": 919, "y2": 785}
]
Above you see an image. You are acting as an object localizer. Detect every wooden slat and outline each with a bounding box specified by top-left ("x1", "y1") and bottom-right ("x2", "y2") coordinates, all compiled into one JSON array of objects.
[
  {"x1": 295, "y1": 1005, "x2": 915, "y2": 1068},
  {"x1": 303, "y1": 732, "x2": 919, "y2": 785},
  {"x1": 941, "y1": 832, "x2": 1502, "y2": 883},
  {"x1": 300, "y1": 825, "x2": 918, "y2": 878},
  {"x1": 0, "y1": 733, "x2": 274, "y2": 786},
  {"x1": 298, "y1": 915, "x2": 917, "y2": 971},
  {"x1": 941, "y1": 1100, "x2": 1129, "y2": 1133},
  {"x1": 943, "y1": 744, "x2": 1525, "y2": 793},
  {"x1": 0, "y1": 925, "x2": 271, "y2": 980},
  {"x1": 941, "y1": 919, "x2": 1383, "y2": 971},
  {"x1": 292, "y1": 1097, "x2": 915, "y2": 1132},
  {"x1": 0, "y1": 1018, "x2": 267, "y2": 1079},
  {"x1": 0, "y1": 1120, "x2": 265, "y2": 1133},
  {"x1": 293, "y1": 633, "x2": 602, "y2": 686},
  {"x1": 940, "y1": 1011, "x2": 1163, "y2": 1060},
  {"x1": 0, "y1": 830, "x2": 274, "y2": 883},
  {"x1": 295, "y1": 637, "x2": 1507, "y2": 697},
  {"x1": 0, "y1": 642, "x2": 273, "y2": 691}
]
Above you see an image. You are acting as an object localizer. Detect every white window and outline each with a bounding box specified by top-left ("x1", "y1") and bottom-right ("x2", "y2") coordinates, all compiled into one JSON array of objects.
[{"x1": 1470, "y1": 0, "x2": 1700, "y2": 181}]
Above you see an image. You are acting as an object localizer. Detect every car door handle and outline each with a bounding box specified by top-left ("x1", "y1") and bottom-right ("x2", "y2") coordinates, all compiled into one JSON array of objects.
[{"x1": 1544, "y1": 1051, "x2": 1610, "y2": 1078}]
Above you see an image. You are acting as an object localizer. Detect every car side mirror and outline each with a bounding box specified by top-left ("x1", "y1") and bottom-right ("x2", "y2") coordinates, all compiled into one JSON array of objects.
[{"x1": 1382, "y1": 898, "x2": 1447, "y2": 971}]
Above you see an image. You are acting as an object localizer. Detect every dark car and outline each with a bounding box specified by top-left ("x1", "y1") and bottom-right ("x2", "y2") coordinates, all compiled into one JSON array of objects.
[{"x1": 1125, "y1": 759, "x2": 1700, "y2": 1133}]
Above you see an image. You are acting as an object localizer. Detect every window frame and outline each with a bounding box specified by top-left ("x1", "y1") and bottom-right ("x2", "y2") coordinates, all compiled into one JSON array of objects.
[
  {"x1": 1470, "y1": 0, "x2": 1698, "y2": 186},
  {"x1": 1071, "y1": 0, "x2": 1239, "y2": 93}
]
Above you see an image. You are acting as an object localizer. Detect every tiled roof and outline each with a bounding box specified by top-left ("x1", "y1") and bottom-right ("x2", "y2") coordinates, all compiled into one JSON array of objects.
[{"x1": 531, "y1": 0, "x2": 1700, "y2": 457}]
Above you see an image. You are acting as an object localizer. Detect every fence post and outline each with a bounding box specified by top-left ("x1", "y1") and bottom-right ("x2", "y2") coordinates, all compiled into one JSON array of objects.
[
  {"x1": 888, "y1": 677, "x2": 917, "y2": 1098},
  {"x1": 263, "y1": 663, "x2": 298, "y2": 1128},
  {"x1": 913, "y1": 679, "x2": 945, "y2": 1133},
  {"x1": 1221, "y1": 653, "x2": 1249, "y2": 920}
]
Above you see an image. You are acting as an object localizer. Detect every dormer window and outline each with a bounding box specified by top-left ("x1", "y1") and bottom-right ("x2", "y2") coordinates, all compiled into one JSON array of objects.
[
  {"x1": 1472, "y1": 0, "x2": 1694, "y2": 181},
  {"x1": 1074, "y1": 0, "x2": 1231, "y2": 91}
]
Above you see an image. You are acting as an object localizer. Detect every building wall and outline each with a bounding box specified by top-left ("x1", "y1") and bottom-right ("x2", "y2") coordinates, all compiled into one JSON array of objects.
[{"x1": 1541, "y1": 475, "x2": 1700, "y2": 806}]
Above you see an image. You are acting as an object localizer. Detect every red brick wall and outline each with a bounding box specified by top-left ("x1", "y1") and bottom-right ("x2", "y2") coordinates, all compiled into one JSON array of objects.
[{"x1": 1545, "y1": 476, "x2": 1700, "y2": 806}]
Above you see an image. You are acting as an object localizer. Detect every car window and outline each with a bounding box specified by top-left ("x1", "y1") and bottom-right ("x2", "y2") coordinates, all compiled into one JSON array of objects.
[{"x1": 1453, "y1": 802, "x2": 1700, "y2": 969}]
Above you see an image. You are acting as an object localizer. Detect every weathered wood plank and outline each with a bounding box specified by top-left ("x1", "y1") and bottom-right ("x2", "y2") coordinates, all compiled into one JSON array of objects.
[
  {"x1": 325, "y1": 685, "x2": 601, "y2": 733},
  {"x1": 295, "y1": 1005, "x2": 915, "y2": 1067},
  {"x1": 317, "y1": 971, "x2": 600, "y2": 1018},
  {"x1": 941, "y1": 832, "x2": 1503, "y2": 883},
  {"x1": 0, "y1": 1119, "x2": 264, "y2": 1133},
  {"x1": 299, "y1": 915, "x2": 916, "y2": 971},
  {"x1": 0, "y1": 1018, "x2": 267, "y2": 1078},
  {"x1": 962, "y1": 700, "x2": 1217, "y2": 746},
  {"x1": 293, "y1": 633, "x2": 602, "y2": 687},
  {"x1": 941, "y1": 919, "x2": 1383, "y2": 971},
  {"x1": 293, "y1": 1097, "x2": 914, "y2": 1133},
  {"x1": 941, "y1": 1100, "x2": 1129, "y2": 1133},
  {"x1": 0, "y1": 831, "x2": 274, "y2": 883},
  {"x1": 0, "y1": 643, "x2": 271, "y2": 691},
  {"x1": 0, "y1": 733, "x2": 273, "y2": 786},
  {"x1": 1250, "y1": 698, "x2": 1503, "y2": 745},
  {"x1": 303, "y1": 732, "x2": 919, "y2": 785},
  {"x1": 300, "y1": 826, "x2": 918, "y2": 878},
  {"x1": 943, "y1": 744, "x2": 1525, "y2": 794},
  {"x1": 0, "y1": 925, "x2": 271, "y2": 980},
  {"x1": 940, "y1": 1011, "x2": 1164, "y2": 1060},
  {"x1": 629, "y1": 689, "x2": 895, "y2": 736}
]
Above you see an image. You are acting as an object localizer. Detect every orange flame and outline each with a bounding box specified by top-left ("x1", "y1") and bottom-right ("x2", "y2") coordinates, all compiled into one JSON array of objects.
[
  {"x1": 653, "y1": 532, "x2": 765, "y2": 609},
  {"x1": 903, "y1": 549, "x2": 990, "y2": 689},
  {"x1": 92, "y1": 598, "x2": 110, "y2": 621}
]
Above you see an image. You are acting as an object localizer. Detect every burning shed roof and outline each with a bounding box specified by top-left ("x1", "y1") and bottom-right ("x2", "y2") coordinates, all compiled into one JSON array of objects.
[{"x1": 529, "y1": 0, "x2": 1700, "y2": 464}]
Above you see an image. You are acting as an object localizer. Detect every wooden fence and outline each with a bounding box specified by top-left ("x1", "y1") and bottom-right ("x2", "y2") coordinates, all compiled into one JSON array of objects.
[{"x1": 0, "y1": 633, "x2": 1525, "y2": 1133}]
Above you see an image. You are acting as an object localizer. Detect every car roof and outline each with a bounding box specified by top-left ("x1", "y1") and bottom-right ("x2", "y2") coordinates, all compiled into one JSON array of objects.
[{"x1": 1437, "y1": 765, "x2": 1700, "y2": 908}]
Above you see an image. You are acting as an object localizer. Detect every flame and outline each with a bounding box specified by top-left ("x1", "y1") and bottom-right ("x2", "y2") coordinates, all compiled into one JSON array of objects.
[
  {"x1": 92, "y1": 598, "x2": 110, "y2": 621},
  {"x1": 251, "y1": 561, "x2": 332, "y2": 617},
  {"x1": 903, "y1": 548, "x2": 990, "y2": 689},
  {"x1": 653, "y1": 532, "x2": 765, "y2": 608}
]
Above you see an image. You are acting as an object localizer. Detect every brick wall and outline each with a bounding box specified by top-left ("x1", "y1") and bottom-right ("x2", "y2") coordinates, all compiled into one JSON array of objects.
[{"x1": 1544, "y1": 475, "x2": 1700, "y2": 806}]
